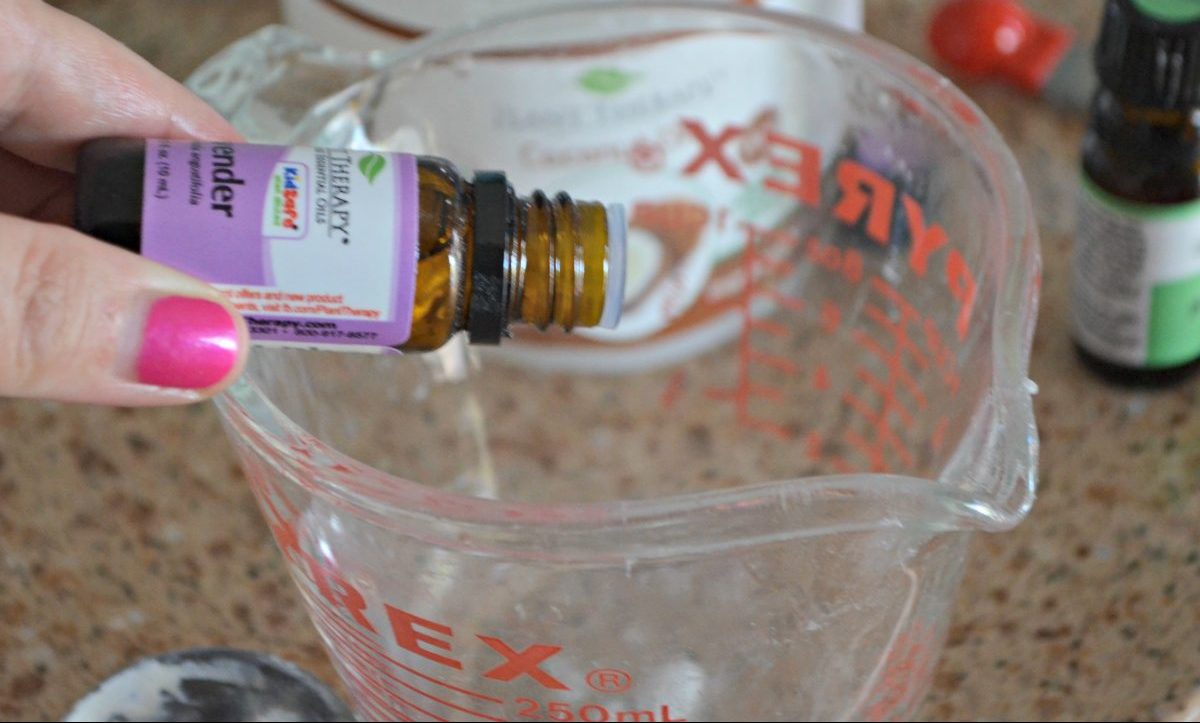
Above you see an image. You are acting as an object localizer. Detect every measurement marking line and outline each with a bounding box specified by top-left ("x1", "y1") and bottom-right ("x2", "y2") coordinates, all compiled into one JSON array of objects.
[
  {"x1": 812, "y1": 364, "x2": 831, "y2": 391},
  {"x1": 746, "y1": 383, "x2": 785, "y2": 401},
  {"x1": 705, "y1": 220, "x2": 804, "y2": 442},
  {"x1": 705, "y1": 388, "x2": 732, "y2": 401},
  {"x1": 363, "y1": 690, "x2": 415, "y2": 722},
  {"x1": 841, "y1": 391, "x2": 916, "y2": 469},
  {"x1": 747, "y1": 317, "x2": 788, "y2": 337},
  {"x1": 259, "y1": 481, "x2": 299, "y2": 520},
  {"x1": 880, "y1": 426, "x2": 916, "y2": 469},
  {"x1": 863, "y1": 303, "x2": 899, "y2": 328},
  {"x1": 931, "y1": 416, "x2": 950, "y2": 455},
  {"x1": 352, "y1": 698, "x2": 389, "y2": 722},
  {"x1": 856, "y1": 369, "x2": 916, "y2": 426},
  {"x1": 841, "y1": 391, "x2": 877, "y2": 426},
  {"x1": 764, "y1": 227, "x2": 804, "y2": 251},
  {"x1": 863, "y1": 305, "x2": 930, "y2": 370},
  {"x1": 744, "y1": 415, "x2": 792, "y2": 441},
  {"x1": 805, "y1": 431, "x2": 823, "y2": 461},
  {"x1": 921, "y1": 319, "x2": 954, "y2": 370},
  {"x1": 341, "y1": 667, "x2": 414, "y2": 722},
  {"x1": 853, "y1": 331, "x2": 928, "y2": 408},
  {"x1": 310, "y1": 605, "x2": 504, "y2": 704},
  {"x1": 332, "y1": 638, "x2": 450, "y2": 722},
  {"x1": 819, "y1": 299, "x2": 842, "y2": 333},
  {"x1": 761, "y1": 287, "x2": 806, "y2": 312},
  {"x1": 660, "y1": 369, "x2": 687, "y2": 409},
  {"x1": 830, "y1": 456, "x2": 856, "y2": 474},
  {"x1": 844, "y1": 429, "x2": 885, "y2": 472},
  {"x1": 243, "y1": 470, "x2": 270, "y2": 502},
  {"x1": 323, "y1": 460, "x2": 379, "y2": 497},
  {"x1": 755, "y1": 255, "x2": 795, "y2": 277},
  {"x1": 349, "y1": 690, "x2": 400, "y2": 722},
  {"x1": 355, "y1": 687, "x2": 413, "y2": 723},
  {"x1": 326, "y1": 626, "x2": 506, "y2": 723},
  {"x1": 748, "y1": 351, "x2": 799, "y2": 374},
  {"x1": 870, "y1": 279, "x2": 964, "y2": 398},
  {"x1": 850, "y1": 372, "x2": 916, "y2": 441},
  {"x1": 323, "y1": 625, "x2": 482, "y2": 722},
  {"x1": 870, "y1": 275, "x2": 918, "y2": 318},
  {"x1": 706, "y1": 383, "x2": 783, "y2": 403}
]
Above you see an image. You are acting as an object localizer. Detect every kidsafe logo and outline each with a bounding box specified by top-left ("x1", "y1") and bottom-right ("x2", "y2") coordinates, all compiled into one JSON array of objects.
[
  {"x1": 265, "y1": 162, "x2": 307, "y2": 238},
  {"x1": 279, "y1": 166, "x2": 302, "y2": 229}
]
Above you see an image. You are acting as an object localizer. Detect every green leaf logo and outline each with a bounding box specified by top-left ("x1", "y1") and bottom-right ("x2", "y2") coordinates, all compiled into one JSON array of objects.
[
  {"x1": 358, "y1": 153, "x2": 386, "y2": 184},
  {"x1": 578, "y1": 68, "x2": 638, "y2": 95}
]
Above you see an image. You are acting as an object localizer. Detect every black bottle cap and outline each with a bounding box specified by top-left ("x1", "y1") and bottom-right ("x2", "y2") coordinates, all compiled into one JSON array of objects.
[
  {"x1": 1096, "y1": 0, "x2": 1200, "y2": 109},
  {"x1": 468, "y1": 171, "x2": 510, "y2": 345}
]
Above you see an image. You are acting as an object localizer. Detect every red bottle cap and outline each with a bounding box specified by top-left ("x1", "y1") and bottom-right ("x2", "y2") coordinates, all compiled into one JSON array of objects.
[{"x1": 929, "y1": 0, "x2": 1075, "y2": 94}]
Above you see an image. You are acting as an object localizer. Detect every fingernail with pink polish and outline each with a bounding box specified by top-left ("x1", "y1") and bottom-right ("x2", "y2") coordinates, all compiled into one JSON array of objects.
[{"x1": 136, "y1": 297, "x2": 240, "y2": 390}]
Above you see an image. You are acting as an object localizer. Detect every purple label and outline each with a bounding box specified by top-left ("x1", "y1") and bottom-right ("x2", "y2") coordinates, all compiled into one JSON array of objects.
[{"x1": 142, "y1": 141, "x2": 418, "y2": 350}]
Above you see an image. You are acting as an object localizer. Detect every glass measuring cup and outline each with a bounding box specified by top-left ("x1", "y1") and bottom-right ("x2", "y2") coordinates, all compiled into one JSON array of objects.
[{"x1": 198, "y1": 3, "x2": 1040, "y2": 720}]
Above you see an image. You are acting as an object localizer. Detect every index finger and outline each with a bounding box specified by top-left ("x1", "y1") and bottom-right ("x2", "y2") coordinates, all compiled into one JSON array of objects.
[{"x1": 0, "y1": 0, "x2": 239, "y2": 172}]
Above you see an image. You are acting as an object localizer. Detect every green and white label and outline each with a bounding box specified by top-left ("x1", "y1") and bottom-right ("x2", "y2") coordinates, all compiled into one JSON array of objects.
[
  {"x1": 1073, "y1": 176, "x2": 1200, "y2": 368},
  {"x1": 1132, "y1": 0, "x2": 1200, "y2": 24}
]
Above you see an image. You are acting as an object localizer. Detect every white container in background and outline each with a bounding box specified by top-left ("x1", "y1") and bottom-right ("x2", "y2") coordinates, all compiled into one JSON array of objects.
[
  {"x1": 281, "y1": 0, "x2": 864, "y2": 50},
  {"x1": 280, "y1": 0, "x2": 864, "y2": 366}
]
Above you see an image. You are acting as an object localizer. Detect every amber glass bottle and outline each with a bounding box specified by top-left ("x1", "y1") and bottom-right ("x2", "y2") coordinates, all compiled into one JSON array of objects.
[
  {"x1": 1073, "y1": 0, "x2": 1200, "y2": 385},
  {"x1": 74, "y1": 139, "x2": 624, "y2": 353}
]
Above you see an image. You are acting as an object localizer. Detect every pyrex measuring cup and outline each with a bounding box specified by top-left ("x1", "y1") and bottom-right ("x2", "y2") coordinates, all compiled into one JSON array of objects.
[{"x1": 200, "y1": 4, "x2": 1040, "y2": 720}]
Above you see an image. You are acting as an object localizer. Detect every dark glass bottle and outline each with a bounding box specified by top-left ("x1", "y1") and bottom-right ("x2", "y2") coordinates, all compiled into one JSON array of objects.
[
  {"x1": 74, "y1": 139, "x2": 623, "y2": 353},
  {"x1": 1073, "y1": 0, "x2": 1200, "y2": 385}
]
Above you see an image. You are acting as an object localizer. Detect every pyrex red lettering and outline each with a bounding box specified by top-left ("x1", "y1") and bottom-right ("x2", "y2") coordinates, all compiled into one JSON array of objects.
[
  {"x1": 902, "y1": 195, "x2": 949, "y2": 276},
  {"x1": 661, "y1": 705, "x2": 688, "y2": 722},
  {"x1": 681, "y1": 119, "x2": 744, "y2": 181},
  {"x1": 478, "y1": 635, "x2": 569, "y2": 691},
  {"x1": 946, "y1": 249, "x2": 977, "y2": 341},
  {"x1": 313, "y1": 570, "x2": 375, "y2": 634},
  {"x1": 833, "y1": 161, "x2": 896, "y2": 244},
  {"x1": 385, "y1": 605, "x2": 463, "y2": 670},
  {"x1": 267, "y1": 517, "x2": 377, "y2": 633},
  {"x1": 763, "y1": 131, "x2": 822, "y2": 208}
]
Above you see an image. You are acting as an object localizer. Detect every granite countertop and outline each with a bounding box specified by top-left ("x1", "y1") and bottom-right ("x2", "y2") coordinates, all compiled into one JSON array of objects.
[{"x1": 6, "y1": 1, "x2": 1200, "y2": 720}]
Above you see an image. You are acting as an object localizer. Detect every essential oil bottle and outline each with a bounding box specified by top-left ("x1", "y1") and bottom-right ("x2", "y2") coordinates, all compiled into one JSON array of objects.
[
  {"x1": 1072, "y1": 0, "x2": 1200, "y2": 385},
  {"x1": 74, "y1": 139, "x2": 625, "y2": 353}
]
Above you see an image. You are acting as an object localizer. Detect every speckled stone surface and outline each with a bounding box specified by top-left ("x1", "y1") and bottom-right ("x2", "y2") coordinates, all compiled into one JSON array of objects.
[{"x1": 5, "y1": 1, "x2": 1199, "y2": 720}]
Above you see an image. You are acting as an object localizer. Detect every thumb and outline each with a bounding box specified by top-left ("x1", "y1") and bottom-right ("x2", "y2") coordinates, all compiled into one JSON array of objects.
[{"x1": 0, "y1": 213, "x2": 249, "y2": 405}]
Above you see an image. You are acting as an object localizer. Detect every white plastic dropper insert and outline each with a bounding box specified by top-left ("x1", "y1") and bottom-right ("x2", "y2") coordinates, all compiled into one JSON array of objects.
[{"x1": 600, "y1": 203, "x2": 626, "y2": 330}]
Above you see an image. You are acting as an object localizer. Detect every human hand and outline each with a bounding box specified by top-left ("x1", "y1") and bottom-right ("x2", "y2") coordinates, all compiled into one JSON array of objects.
[{"x1": 0, "y1": 0, "x2": 250, "y2": 405}]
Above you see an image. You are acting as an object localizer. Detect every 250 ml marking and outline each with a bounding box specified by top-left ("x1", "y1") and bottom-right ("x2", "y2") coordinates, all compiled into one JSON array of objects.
[{"x1": 515, "y1": 698, "x2": 686, "y2": 722}]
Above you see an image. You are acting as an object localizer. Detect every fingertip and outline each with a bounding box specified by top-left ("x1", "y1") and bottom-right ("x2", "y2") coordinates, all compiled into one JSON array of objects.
[
  {"x1": 3, "y1": 0, "x2": 245, "y2": 170},
  {"x1": 133, "y1": 295, "x2": 247, "y2": 395},
  {"x1": 0, "y1": 216, "x2": 255, "y2": 407},
  {"x1": 206, "y1": 300, "x2": 252, "y2": 397},
  {"x1": 166, "y1": 101, "x2": 244, "y2": 146}
]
